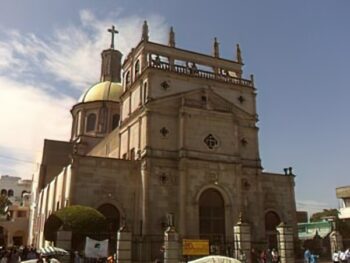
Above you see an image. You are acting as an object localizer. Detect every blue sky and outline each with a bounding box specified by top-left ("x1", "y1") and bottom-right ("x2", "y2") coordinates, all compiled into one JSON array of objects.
[{"x1": 0, "y1": 0, "x2": 349, "y2": 216}]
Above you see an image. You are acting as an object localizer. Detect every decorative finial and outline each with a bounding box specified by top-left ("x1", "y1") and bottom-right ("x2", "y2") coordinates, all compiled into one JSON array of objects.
[
  {"x1": 213, "y1": 37, "x2": 220, "y2": 58},
  {"x1": 236, "y1": 44, "x2": 243, "y2": 64},
  {"x1": 250, "y1": 74, "x2": 254, "y2": 84},
  {"x1": 142, "y1": 20, "x2": 149, "y2": 42},
  {"x1": 107, "y1": 25, "x2": 119, "y2": 50},
  {"x1": 168, "y1": 26, "x2": 175, "y2": 47}
]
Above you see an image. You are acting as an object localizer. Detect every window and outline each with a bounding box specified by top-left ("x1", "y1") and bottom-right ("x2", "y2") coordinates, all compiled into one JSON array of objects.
[
  {"x1": 86, "y1": 113, "x2": 96, "y2": 132},
  {"x1": 125, "y1": 71, "x2": 131, "y2": 86},
  {"x1": 134, "y1": 60, "x2": 140, "y2": 78},
  {"x1": 17, "y1": 211, "x2": 27, "y2": 218},
  {"x1": 143, "y1": 82, "x2": 148, "y2": 103},
  {"x1": 112, "y1": 114, "x2": 120, "y2": 129},
  {"x1": 8, "y1": 189, "x2": 14, "y2": 197},
  {"x1": 1, "y1": 189, "x2": 6, "y2": 196}
]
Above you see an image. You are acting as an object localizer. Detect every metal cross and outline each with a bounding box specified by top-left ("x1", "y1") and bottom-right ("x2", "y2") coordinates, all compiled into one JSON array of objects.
[{"x1": 107, "y1": 25, "x2": 119, "y2": 49}]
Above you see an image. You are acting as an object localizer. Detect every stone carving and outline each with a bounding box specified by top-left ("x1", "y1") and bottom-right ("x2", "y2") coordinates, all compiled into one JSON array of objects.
[
  {"x1": 160, "y1": 127, "x2": 169, "y2": 137},
  {"x1": 204, "y1": 134, "x2": 219, "y2": 149}
]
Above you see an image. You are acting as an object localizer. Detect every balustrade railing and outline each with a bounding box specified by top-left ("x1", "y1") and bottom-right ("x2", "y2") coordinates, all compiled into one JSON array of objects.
[{"x1": 149, "y1": 60, "x2": 253, "y2": 87}]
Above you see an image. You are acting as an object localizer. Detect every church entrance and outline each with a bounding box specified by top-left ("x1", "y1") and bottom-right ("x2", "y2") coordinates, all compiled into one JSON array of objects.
[
  {"x1": 199, "y1": 189, "x2": 225, "y2": 253},
  {"x1": 97, "y1": 204, "x2": 120, "y2": 254},
  {"x1": 265, "y1": 211, "x2": 281, "y2": 249}
]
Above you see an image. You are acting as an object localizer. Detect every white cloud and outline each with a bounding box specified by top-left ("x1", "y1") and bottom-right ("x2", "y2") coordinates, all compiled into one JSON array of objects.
[
  {"x1": 0, "y1": 76, "x2": 75, "y2": 178},
  {"x1": 0, "y1": 10, "x2": 168, "y2": 91},
  {"x1": 0, "y1": 10, "x2": 168, "y2": 179}
]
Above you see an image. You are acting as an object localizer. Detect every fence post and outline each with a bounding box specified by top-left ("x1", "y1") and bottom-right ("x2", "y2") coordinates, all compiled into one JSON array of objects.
[
  {"x1": 277, "y1": 222, "x2": 294, "y2": 263},
  {"x1": 164, "y1": 225, "x2": 179, "y2": 263},
  {"x1": 233, "y1": 214, "x2": 251, "y2": 263},
  {"x1": 116, "y1": 224, "x2": 132, "y2": 263}
]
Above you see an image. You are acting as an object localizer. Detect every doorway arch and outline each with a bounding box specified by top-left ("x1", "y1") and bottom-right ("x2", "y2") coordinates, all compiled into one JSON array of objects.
[
  {"x1": 97, "y1": 203, "x2": 121, "y2": 233},
  {"x1": 97, "y1": 203, "x2": 121, "y2": 254},
  {"x1": 265, "y1": 210, "x2": 281, "y2": 249},
  {"x1": 199, "y1": 189, "x2": 225, "y2": 244}
]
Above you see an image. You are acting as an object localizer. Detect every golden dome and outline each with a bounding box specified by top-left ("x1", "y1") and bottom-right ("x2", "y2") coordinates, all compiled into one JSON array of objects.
[{"x1": 79, "y1": 81, "x2": 123, "y2": 103}]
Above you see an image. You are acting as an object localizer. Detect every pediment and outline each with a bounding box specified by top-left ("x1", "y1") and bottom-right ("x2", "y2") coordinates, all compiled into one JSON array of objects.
[{"x1": 148, "y1": 88, "x2": 254, "y2": 120}]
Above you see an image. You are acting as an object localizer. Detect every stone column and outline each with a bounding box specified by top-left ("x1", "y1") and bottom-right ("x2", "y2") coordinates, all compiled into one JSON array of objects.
[
  {"x1": 330, "y1": 230, "x2": 343, "y2": 256},
  {"x1": 164, "y1": 225, "x2": 179, "y2": 263},
  {"x1": 277, "y1": 222, "x2": 294, "y2": 263},
  {"x1": 116, "y1": 225, "x2": 132, "y2": 263},
  {"x1": 233, "y1": 215, "x2": 251, "y2": 263}
]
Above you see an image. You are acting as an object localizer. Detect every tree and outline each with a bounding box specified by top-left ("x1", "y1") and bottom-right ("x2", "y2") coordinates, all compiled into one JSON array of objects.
[
  {"x1": 44, "y1": 205, "x2": 108, "y2": 241},
  {"x1": 0, "y1": 195, "x2": 11, "y2": 215}
]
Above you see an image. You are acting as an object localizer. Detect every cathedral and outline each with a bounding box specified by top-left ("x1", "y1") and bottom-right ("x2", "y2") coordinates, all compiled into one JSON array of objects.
[{"x1": 29, "y1": 22, "x2": 297, "y2": 260}]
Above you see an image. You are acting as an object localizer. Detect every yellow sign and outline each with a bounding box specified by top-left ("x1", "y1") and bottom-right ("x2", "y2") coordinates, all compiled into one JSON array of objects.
[{"x1": 182, "y1": 239, "x2": 209, "y2": 256}]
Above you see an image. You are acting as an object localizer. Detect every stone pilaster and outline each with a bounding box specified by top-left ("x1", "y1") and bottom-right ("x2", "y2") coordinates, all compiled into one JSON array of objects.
[
  {"x1": 164, "y1": 226, "x2": 179, "y2": 263},
  {"x1": 233, "y1": 216, "x2": 251, "y2": 263},
  {"x1": 116, "y1": 227, "x2": 132, "y2": 263},
  {"x1": 277, "y1": 223, "x2": 294, "y2": 263},
  {"x1": 329, "y1": 230, "x2": 343, "y2": 256}
]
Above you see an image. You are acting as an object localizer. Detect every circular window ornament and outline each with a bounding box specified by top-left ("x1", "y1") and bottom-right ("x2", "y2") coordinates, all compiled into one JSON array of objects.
[{"x1": 203, "y1": 134, "x2": 219, "y2": 150}]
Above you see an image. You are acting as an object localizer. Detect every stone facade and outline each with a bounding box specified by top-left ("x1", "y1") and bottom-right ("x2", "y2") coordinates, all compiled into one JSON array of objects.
[{"x1": 30, "y1": 23, "x2": 297, "y2": 260}]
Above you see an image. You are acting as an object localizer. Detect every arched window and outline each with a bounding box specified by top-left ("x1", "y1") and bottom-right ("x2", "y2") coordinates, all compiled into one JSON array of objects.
[
  {"x1": 265, "y1": 211, "x2": 281, "y2": 249},
  {"x1": 7, "y1": 189, "x2": 14, "y2": 197},
  {"x1": 76, "y1": 110, "x2": 82, "y2": 136},
  {"x1": 134, "y1": 60, "x2": 140, "y2": 78},
  {"x1": 1, "y1": 189, "x2": 7, "y2": 196},
  {"x1": 199, "y1": 189, "x2": 225, "y2": 244},
  {"x1": 143, "y1": 82, "x2": 148, "y2": 103},
  {"x1": 125, "y1": 71, "x2": 131, "y2": 86},
  {"x1": 112, "y1": 114, "x2": 120, "y2": 130},
  {"x1": 21, "y1": 191, "x2": 28, "y2": 198},
  {"x1": 86, "y1": 113, "x2": 96, "y2": 132}
]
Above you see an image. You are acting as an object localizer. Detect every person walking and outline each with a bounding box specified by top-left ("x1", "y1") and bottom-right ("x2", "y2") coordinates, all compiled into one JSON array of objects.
[
  {"x1": 333, "y1": 250, "x2": 340, "y2": 263},
  {"x1": 304, "y1": 249, "x2": 311, "y2": 263}
]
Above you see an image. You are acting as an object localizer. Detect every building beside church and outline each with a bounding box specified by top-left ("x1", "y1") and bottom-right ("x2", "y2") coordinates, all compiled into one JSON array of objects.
[
  {"x1": 0, "y1": 175, "x2": 32, "y2": 247},
  {"x1": 29, "y1": 22, "x2": 298, "y2": 259},
  {"x1": 336, "y1": 186, "x2": 350, "y2": 219}
]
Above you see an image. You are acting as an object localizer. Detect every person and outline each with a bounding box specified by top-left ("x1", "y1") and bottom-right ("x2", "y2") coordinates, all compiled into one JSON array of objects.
[
  {"x1": 36, "y1": 254, "x2": 44, "y2": 263},
  {"x1": 27, "y1": 248, "x2": 37, "y2": 260},
  {"x1": 333, "y1": 250, "x2": 340, "y2": 263},
  {"x1": 271, "y1": 248, "x2": 279, "y2": 263},
  {"x1": 266, "y1": 249, "x2": 272, "y2": 263},
  {"x1": 345, "y1": 248, "x2": 350, "y2": 263},
  {"x1": 340, "y1": 250, "x2": 347, "y2": 263},
  {"x1": 304, "y1": 249, "x2": 311, "y2": 263},
  {"x1": 73, "y1": 251, "x2": 81, "y2": 263},
  {"x1": 0, "y1": 251, "x2": 8, "y2": 263},
  {"x1": 251, "y1": 248, "x2": 258, "y2": 263},
  {"x1": 310, "y1": 253, "x2": 318, "y2": 263},
  {"x1": 8, "y1": 248, "x2": 20, "y2": 263},
  {"x1": 260, "y1": 250, "x2": 267, "y2": 263}
]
